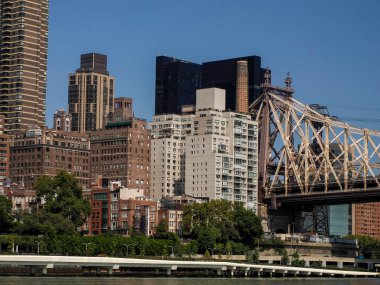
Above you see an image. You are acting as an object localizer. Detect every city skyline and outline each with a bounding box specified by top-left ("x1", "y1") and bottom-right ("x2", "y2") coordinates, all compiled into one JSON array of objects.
[{"x1": 46, "y1": 0, "x2": 380, "y2": 129}]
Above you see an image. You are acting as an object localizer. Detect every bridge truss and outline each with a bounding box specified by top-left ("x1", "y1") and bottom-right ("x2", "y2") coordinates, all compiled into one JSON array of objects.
[{"x1": 250, "y1": 71, "x2": 380, "y2": 210}]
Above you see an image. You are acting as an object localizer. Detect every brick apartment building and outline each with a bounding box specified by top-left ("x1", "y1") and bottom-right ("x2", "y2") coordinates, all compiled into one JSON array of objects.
[
  {"x1": 3, "y1": 183, "x2": 38, "y2": 214},
  {"x1": 89, "y1": 98, "x2": 150, "y2": 196},
  {"x1": 83, "y1": 179, "x2": 158, "y2": 236},
  {"x1": 10, "y1": 126, "x2": 90, "y2": 189},
  {"x1": 353, "y1": 203, "x2": 380, "y2": 239}
]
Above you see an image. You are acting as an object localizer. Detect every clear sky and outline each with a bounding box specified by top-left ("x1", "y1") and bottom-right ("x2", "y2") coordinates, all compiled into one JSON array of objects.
[{"x1": 47, "y1": 0, "x2": 380, "y2": 129}]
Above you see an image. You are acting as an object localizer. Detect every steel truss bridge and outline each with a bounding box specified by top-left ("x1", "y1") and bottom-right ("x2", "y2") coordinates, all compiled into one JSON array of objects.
[{"x1": 249, "y1": 70, "x2": 380, "y2": 232}]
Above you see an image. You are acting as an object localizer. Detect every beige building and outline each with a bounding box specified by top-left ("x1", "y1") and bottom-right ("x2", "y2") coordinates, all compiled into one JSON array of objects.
[
  {"x1": 0, "y1": 0, "x2": 49, "y2": 133},
  {"x1": 150, "y1": 88, "x2": 259, "y2": 211},
  {"x1": 68, "y1": 53, "x2": 114, "y2": 132},
  {"x1": 0, "y1": 115, "x2": 10, "y2": 186}
]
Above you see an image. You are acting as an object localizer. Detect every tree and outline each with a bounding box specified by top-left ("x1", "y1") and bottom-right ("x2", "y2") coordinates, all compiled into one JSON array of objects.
[
  {"x1": 0, "y1": 195, "x2": 12, "y2": 233},
  {"x1": 280, "y1": 249, "x2": 290, "y2": 265},
  {"x1": 291, "y1": 251, "x2": 306, "y2": 267},
  {"x1": 233, "y1": 203, "x2": 263, "y2": 244},
  {"x1": 193, "y1": 225, "x2": 220, "y2": 253},
  {"x1": 35, "y1": 171, "x2": 90, "y2": 228}
]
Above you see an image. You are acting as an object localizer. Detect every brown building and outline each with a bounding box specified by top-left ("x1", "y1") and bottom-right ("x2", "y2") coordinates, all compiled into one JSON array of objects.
[
  {"x1": 104, "y1": 97, "x2": 133, "y2": 126},
  {"x1": 0, "y1": 0, "x2": 49, "y2": 133},
  {"x1": 68, "y1": 53, "x2": 115, "y2": 132},
  {"x1": 10, "y1": 126, "x2": 90, "y2": 189},
  {"x1": 84, "y1": 179, "x2": 158, "y2": 236},
  {"x1": 53, "y1": 109, "x2": 72, "y2": 132},
  {"x1": 90, "y1": 105, "x2": 150, "y2": 196},
  {"x1": 3, "y1": 183, "x2": 38, "y2": 214},
  {"x1": 353, "y1": 203, "x2": 380, "y2": 239},
  {"x1": 0, "y1": 115, "x2": 10, "y2": 186}
]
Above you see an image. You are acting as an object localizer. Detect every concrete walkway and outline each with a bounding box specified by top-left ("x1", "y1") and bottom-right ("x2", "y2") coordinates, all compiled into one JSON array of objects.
[{"x1": 0, "y1": 255, "x2": 378, "y2": 277}]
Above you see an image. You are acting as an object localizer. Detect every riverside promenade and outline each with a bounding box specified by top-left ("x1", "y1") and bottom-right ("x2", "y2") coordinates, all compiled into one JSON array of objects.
[{"x1": 0, "y1": 255, "x2": 378, "y2": 278}]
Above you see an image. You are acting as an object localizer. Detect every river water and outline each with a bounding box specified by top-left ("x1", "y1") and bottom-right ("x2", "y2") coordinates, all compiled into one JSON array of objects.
[{"x1": 0, "y1": 277, "x2": 379, "y2": 285}]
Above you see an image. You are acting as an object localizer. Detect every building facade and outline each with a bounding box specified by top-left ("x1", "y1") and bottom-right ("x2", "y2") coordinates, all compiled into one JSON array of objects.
[
  {"x1": 353, "y1": 203, "x2": 380, "y2": 239},
  {"x1": 202, "y1": 55, "x2": 266, "y2": 111},
  {"x1": 150, "y1": 88, "x2": 259, "y2": 211},
  {"x1": 0, "y1": 115, "x2": 10, "y2": 186},
  {"x1": 0, "y1": 0, "x2": 49, "y2": 133},
  {"x1": 10, "y1": 126, "x2": 90, "y2": 188},
  {"x1": 89, "y1": 116, "x2": 150, "y2": 196},
  {"x1": 53, "y1": 109, "x2": 72, "y2": 132},
  {"x1": 68, "y1": 53, "x2": 114, "y2": 132},
  {"x1": 84, "y1": 180, "x2": 158, "y2": 236},
  {"x1": 155, "y1": 56, "x2": 202, "y2": 115}
]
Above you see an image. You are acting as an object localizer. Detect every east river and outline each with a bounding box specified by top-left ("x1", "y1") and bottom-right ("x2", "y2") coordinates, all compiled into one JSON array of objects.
[{"x1": 0, "y1": 277, "x2": 379, "y2": 285}]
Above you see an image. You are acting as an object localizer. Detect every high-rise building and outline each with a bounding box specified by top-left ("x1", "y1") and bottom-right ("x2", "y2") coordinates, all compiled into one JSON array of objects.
[
  {"x1": 202, "y1": 55, "x2": 265, "y2": 111},
  {"x1": 0, "y1": 115, "x2": 10, "y2": 186},
  {"x1": 154, "y1": 55, "x2": 266, "y2": 115},
  {"x1": 150, "y1": 88, "x2": 259, "y2": 211},
  {"x1": 68, "y1": 53, "x2": 114, "y2": 132},
  {"x1": 0, "y1": 0, "x2": 49, "y2": 133},
  {"x1": 155, "y1": 56, "x2": 202, "y2": 115}
]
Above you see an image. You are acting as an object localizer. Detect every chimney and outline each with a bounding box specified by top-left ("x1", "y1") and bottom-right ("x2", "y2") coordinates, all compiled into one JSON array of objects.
[{"x1": 236, "y1": 60, "x2": 248, "y2": 113}]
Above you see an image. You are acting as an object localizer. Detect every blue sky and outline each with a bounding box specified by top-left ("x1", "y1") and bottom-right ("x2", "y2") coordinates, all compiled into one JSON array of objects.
[{"x1": 47, "y1": 0, "x2": 380, "y2": 129}]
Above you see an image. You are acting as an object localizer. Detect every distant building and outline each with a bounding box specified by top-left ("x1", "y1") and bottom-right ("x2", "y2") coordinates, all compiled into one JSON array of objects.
[
  {"x1": 353, "y1": 203, "x2": 380, "y2": 239},
  {"x1": 154, "y1": 55, "x2": 266, "y2": 115},
  {"x1": 155, "y1": 56, "x2": 202, "y2": 115},
  {"x1": 158, "y1": 209, "x2": 183, "y2": 235},
  {"x1": 150, "y1": 88, "x2": 259, "y2": 211},
  {"x1": 10, "y1": 126, "x2": 90, "y2": 189},
  {"x1": 68, "y1": 53, "x2": 115, "y2": 132},
  {"x1": 84, "y1": 179, "x2": 158, "y2": 236},
  {"x1": 89, "y1": 98, "x2": 150, "y2": 196},
  {"x1": 53, "y1": 109, "x2": 72, "y2": 132},
  {"x1": 202, "y1": 55, "x2": 266, "y2": 111},
  {"x1": 3, "y1": 183, "x2": 39, "y2": 214},
  {"x1": 0, "y1": 0, "x2": 49, "y2": 133},
  {"x1": 0, "y1": 115, "x2": 10, "y2": 187}
]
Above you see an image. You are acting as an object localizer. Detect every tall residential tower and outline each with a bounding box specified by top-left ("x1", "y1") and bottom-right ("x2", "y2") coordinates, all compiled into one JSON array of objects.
[
  {"x1": 68, "y1": 53, "x2": 114, "y2": 132},
  {"x1": 0, "y1": 0, "x2": 49, "y2": 133}
]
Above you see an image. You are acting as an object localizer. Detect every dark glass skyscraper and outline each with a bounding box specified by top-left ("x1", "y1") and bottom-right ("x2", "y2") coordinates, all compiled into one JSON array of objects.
[
  {"x1": 155, "y1": 56, "x2": 202, "y2": 115},
  {"x1": 202, "y1": 55, "x2": 265, "y2": 111},
  {"x1": 154, "y1": 55, "x2": 266, "y2": 115}
]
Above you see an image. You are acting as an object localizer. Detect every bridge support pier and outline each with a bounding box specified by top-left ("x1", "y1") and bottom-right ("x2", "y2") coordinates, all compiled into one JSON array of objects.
[
  {"x1": 217, "y1": 269, "x2": 222, "y2": 276},
  {"x1": 107, "y1": 268, "x2": 113, "y2": 275},
  {"x1": 29, "y1": 266, "x2": 36, "y2": 276},
  {"x1": 96, "y1": 267, "x2": 101, "y2": 276},
  {"x1": 42, "y1": 267, "x2": 48, "y2": 275},
  {"x1": 322, "y1": 261, "x2": 327, "y2": 268},
  {"x1": 204, "y1": 269, "x2": 209, "y2": 276},
  {"x1": 166, "y1": 268, "x2": 171, "y2": 276},
  {"x1": 155, "y1": 269, "x2": 159, "y2": 275},
  {"x1": 337, "y1": 261, "x2": 343, "y2": 269},
  {"x1": 230, "y1": 269, "x2": 235, "y2": 277}
]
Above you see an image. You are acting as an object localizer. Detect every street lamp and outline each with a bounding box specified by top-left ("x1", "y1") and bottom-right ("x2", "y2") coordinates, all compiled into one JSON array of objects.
[
  {"x1": 169, "y1": 246, "x2": 176, "y2": 257},
  {"x1": 208, "y1": 247, "x2": 215, "y2": 257},
  {"x1": 35, "y1": 241, "x2": 40, "y2": 255},
  {"x1": 83, "y1": 243, "x2": 91, "y2": 255},
  {"x1": 122, "y1": 243, "x2": 133, "y2": 257}
]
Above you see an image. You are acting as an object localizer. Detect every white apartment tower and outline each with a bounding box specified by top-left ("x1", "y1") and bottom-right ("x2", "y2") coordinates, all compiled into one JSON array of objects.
[{"x1": 150, "y1": 88, "x2": 259, "y2": 211}]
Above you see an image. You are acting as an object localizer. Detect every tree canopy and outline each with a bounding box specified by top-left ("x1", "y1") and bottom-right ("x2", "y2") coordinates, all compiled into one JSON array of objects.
[
  {"x1": 182, "y1": 200, "x2": 263, "y2": 252},
  {"x1": 0, "y1": 195, "x2": 12, "y2": 233}
]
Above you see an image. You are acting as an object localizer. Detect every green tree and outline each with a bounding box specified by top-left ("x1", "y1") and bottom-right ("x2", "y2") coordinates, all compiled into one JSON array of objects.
[
  {"x1": 291, "y1": 251, "x2": 306, "y2": 267},
  {"x1": 193, "y1": 225, "x2": 220, "y2": 253},
  {"x1": 280, "y1": 249, "x2": 290, "y2": 265},
  {"x1": 0, "y1": 195, "x2": 12, "y2": 233},
  {"x1": 35, "y1": 171, "x2": 90, "y2": 228},
  {"x1": 233, "y1": 203, "x2": 263, "y2": 244}
]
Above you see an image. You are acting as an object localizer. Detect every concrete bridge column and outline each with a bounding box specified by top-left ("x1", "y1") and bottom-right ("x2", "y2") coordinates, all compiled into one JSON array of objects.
[
  {"x1": 337, "y1": 261, "x2": 343, "y2": 269},
  {"x1": 107, "y1": 268, "x2": 113, "y2": 275},
  {"x1": 29, "y1": 266, "x2": 36, "y2": 276},
  {"x1": 230, "y1": 269, "x2": 235, "y2": 277},
  {"x1": 42, "y1": 267, "x2": 48, "y2": 275},
  {"x1": 322, "y1": 261, "x2": 327, "y2": 268},
  {"x1": 304, "y1": 260, "x2": 310, "y2": 267},
  {"x1": 217, "y1": 269, "x2": 222, "y2": 276},
  {"x1": 166, "y1": 268, "x2": 171, "y2": 276},
  {"x1": 244, "y1": 270, "x2": 249, "y2": 277},
  {"x1": 204, "y1": 269, "x2": 209, "y2": 276},
  {"x1": 155, "y1": 268, "x2": 159, "y2": 275},
  {"x1": 96, "y1": 267, "x2": 101, "y2": 276}
]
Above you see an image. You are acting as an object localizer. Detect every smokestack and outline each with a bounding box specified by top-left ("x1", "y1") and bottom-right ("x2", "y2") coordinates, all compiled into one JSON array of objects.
[{"x1": 236, "y1": 60, "x2": 248, "y2": 113}]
